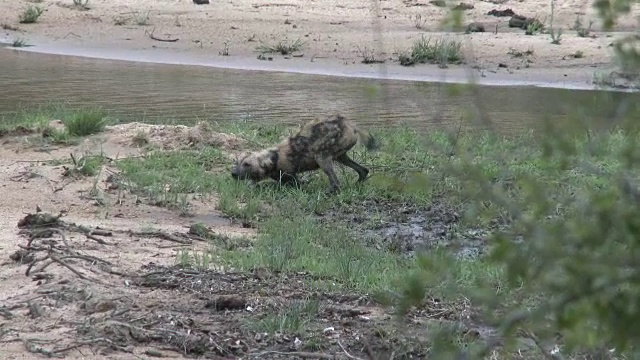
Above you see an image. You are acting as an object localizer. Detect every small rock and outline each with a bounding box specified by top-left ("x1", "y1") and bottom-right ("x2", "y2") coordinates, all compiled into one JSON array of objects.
[
  {"x1": 498, "y1": 63, "x2": 508, "y2": 68},
  {"x1": 508, "y1": 15, "x2": 542, "y2": 30},
  {"x1": 429, "y1": 0, "x2": 447, "y2": 7},
  {"x1": 193, "y1": 0, "x2": 209, "y2": 4},
  {"x1": 487, "y1": 8, "x2": 515, "y2": 17}
]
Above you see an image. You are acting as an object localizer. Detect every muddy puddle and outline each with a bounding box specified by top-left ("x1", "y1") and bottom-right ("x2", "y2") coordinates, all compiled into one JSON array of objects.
[
  {"x1": 322, "y1": 199, "x2": 488, "y2": 260},
  {"x1": 2, "y1": 49, "x2": 639, "y2": 136}
]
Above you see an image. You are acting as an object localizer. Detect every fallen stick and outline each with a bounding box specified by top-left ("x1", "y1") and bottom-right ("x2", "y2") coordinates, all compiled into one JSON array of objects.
[
  {"x1": 145, "y1": 27, "x2": 179, "y2": 42},
  {"x1": 126, "y1": 230, "x2": 192, "y2": 244},
  {"x1": 338, "y1": 341, "x2": 365, "y2": 360},
  {"x1": 251, "y1": 3, "x2": 299, "y2": 8}
]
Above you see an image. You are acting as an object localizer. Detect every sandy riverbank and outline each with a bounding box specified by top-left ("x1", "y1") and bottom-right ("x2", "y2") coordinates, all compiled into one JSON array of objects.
[{"x1": 0, "y1": 0, "x2": 637, "y2": 89}]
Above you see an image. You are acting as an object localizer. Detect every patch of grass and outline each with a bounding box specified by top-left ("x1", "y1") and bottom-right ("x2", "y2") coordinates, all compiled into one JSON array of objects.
[
  {"x1": 215, "y1": 120, "x2": 291, "y2": 146},
  {"x1": 399, "y1": 36, "x2": 463, "y2": 67},
  {"x1": 2, "y1": 23, "x2": 20, "y2": 31},
  {"x1": 72, "y1": 0, "x2": 90, "y2": 9},
  {"x1": 63, "y1": 107, "x2": 108, "y2": 136},
  {"x1": 0, "y1": 104, "x2": 112, "y2": 147},
  {"x1": 222, "y1": 215, "x2": 410, "y2": 291},
  {"x1": 356, "y1": 46, "x2": 385, "y2": 64},
  {"x1": 550, "y1": 29, "x2": 563, "y2": 44},
  {"x1": 592, "y1": 70, "x2": 640, "y2": 90},
  {"x1": 256, "y1": 38, "x2": 305, "y2": 55},
  {"x1": 216, "y1": 182, "x2": 263, "y2": 221},
  {"x1": 0, "y1": 108, "x2": 55, "y2": 137},
  {"x1": 115, "y1": 147, "x2": 228, "y2": 210},
  {"x1": 219, "y1": 41, "x2": 230, "y2": 56},
  {"x1": 412, "y1": 13, "x2": 427, "y2": 29},
  {"x1": 548, "y1": 0, "x2": 563, "y2": 45},
  {"x1": 19, "y1": 5, "x2": 44, "y2": 24},
  {"x1": 63, "y1": 153, "x2": 108, "y2": 178},
  {"x1": 113, "y1": 15, "x2": 127, "y2": 26},
  {"x1": 568, "y1": 50, "x2": 584, "y2": 59},
  {"x1": 11, "y1": 38, "x2": 29, "y2": 47},
  {"x1": 247, "y1": 298, "x2": 320, "y2": 336},
  {"x1": 176, "y1": 248, "x2": 212, "y2": 270},
  {"x1": 507, "y1": 47, "x2": 534, "y2": 59},
  {"x1": 572, "y1": 16, "x2": 594, "y2": 38},
  {"x1": 525, "y1": 20, "x2": 543, "y2": 35},
  {"x1": 133, "y1": 10, "x2": 150, "y2": 26}
]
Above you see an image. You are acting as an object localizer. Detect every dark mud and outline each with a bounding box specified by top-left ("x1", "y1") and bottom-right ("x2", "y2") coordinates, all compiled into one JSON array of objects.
[{"x1": 322, "y1": 199, "x2": 489, "y2": 259}]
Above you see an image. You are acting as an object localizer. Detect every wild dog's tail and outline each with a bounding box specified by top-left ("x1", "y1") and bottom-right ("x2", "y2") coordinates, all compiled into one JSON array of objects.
[{"x1": 355, "y1": 126, "x2": 379, "y2": 152}]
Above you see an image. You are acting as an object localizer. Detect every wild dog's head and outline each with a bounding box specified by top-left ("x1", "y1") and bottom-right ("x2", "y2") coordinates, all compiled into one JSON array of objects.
[{"x1": 231, "y1": 149, "x2": 276, "y2": 182}]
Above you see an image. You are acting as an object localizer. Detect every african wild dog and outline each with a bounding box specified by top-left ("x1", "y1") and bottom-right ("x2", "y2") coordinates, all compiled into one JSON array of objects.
[{"x1": 231, "y1": 114, "x2": 378, "y2": 194}]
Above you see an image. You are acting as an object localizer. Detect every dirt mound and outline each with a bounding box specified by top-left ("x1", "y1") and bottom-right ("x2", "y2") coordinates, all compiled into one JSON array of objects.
[{"x1": 105, "y1": 122, "x2": 246, "y2": 152}]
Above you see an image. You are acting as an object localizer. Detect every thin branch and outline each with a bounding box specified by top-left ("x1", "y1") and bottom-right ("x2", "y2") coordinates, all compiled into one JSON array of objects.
[
  {"x1": 338, "y1": 341, "x2": 365, "y2": 360},
  {"x1": 145, "y1": 27, "x2": 179, "y2": 42}
]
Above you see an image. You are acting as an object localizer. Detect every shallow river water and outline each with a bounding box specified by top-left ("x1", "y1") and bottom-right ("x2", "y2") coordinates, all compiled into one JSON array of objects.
[{"x1": 0, "y1": 49, "x2": 638, "y2": 135}]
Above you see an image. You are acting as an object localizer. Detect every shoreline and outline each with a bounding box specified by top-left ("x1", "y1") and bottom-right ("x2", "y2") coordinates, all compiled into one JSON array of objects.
[
  {"x1": 0, "y1": 34, "x2": 631, "y2": 93},
  {"x1": 2, "y1": 0, "x2": 638, "y2": 94}
]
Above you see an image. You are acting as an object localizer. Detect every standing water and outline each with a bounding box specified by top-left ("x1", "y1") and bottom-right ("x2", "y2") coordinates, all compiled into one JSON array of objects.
[{"x1": 0, "y1": 49, "x2": 637, "y2": 134}]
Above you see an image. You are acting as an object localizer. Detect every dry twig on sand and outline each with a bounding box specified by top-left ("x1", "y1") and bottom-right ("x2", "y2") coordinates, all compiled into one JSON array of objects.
[
  {"x1": 13, "y1": 210, "x2": 115, "y2": 283},
  {"x1": 145, "y1": 27, "x2": 179, "y2": 42},
  {"x1": 124, "y1": 229, "x2": 207, "y2": 244}
]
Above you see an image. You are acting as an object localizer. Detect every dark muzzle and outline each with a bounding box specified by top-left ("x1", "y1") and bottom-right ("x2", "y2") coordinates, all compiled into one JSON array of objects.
[{"x1": 231, "y1": 167, "x2": 240, "y2": 179}]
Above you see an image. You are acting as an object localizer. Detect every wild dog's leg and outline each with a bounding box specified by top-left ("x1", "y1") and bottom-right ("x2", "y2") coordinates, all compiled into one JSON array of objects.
[
  {"x1": 315, "y1": 156, "x2": 341, "y2": 193},
  {"x1": 336, "y1": 153, "x2": 369, "y2": 182}
]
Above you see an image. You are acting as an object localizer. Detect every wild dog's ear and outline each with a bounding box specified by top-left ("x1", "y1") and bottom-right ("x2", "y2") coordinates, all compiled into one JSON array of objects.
[
  {"x1": 235, "y1": 152, "x2": 248, "y2": 163},
  {"x1": 258, "y1": 149, "x2": 277, "y2": 169}
]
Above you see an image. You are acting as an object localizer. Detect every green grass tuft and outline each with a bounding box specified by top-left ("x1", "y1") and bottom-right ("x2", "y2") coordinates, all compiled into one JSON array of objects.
[
  {"x1": 222, "y1": 216, "x2": 409, "y2": 291},
  {"x1": 63, "y1": 108, "x2": 108, "y2": 136},
  {"x1": 399, "y1": 36, "x2": 464, "y2": 67},
  {"x1": 72, "y1": 0, "x2": 90, "y2": 9},
  {"x1": 11, "y1": 38, "x2": 29, "y2": 47},
  {"x1": 256, "y1": 38, "x2": 305, "y2": 55},
  {"x1": 19, "y1": 5, "x2": 44, "y2": 24},
  {"x1": 116, "y1": 148, "x2": 227, "y2": 211},
  {"x1": 63, "y1": 153, "x2": 108, "y2": 178},
  {"x1": 247, "y1": 298, "x2": 320, "y2": 335}
]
